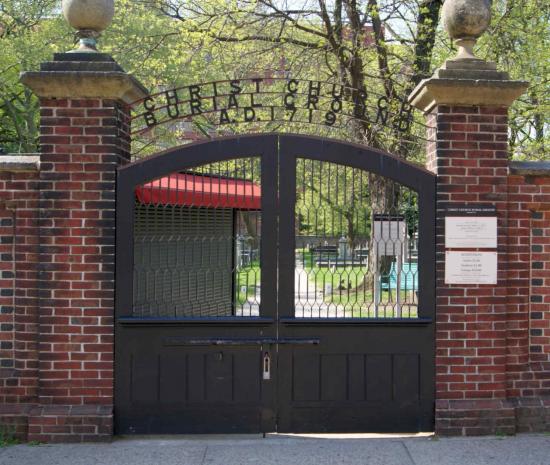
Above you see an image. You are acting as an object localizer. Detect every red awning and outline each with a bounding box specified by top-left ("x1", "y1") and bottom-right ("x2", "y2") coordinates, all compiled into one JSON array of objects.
[{"x1": 135, "y1": 173, "x2": 261, "y2": 210}]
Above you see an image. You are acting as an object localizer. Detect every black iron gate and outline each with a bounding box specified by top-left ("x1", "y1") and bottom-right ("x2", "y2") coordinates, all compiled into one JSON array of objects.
[{"x1": 115, "y1": 134, "x2": 435, "y2": 434}]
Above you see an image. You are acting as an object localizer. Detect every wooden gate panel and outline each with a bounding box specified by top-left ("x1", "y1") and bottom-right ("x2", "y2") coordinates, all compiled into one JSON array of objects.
[
  {"x1": 276, "y1": 325, "x2": 433, "y2": 432},
  {"x1": 115, "y1": 134, "x2": 435, "y2": 434},
  {"x1": 116, "y1": 326, "x2": 276, "y2": 433}
]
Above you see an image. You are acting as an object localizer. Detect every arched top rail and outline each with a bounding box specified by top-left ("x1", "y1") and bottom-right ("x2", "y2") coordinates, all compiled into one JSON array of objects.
[{"x1": 118, "y1": 133, "x2": 434, "y2": 194}]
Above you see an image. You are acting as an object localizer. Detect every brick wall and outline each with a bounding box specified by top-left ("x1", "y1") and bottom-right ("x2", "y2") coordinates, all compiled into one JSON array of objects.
[
  {"x1": 506, "y1": 175, "x2": 546, "y2": 398},
  {"x1": 506, "y1": 173, "x2": 550, "y2": 433},
  {"x1": 428, "y1": 104, "x2": 550, "y2": 435},
  {"x1": 0, "y1": 169, "x2": 40, "y2": 401},
  {"x1": 0, "y1": 167, "x2": 40, "y2": 439}
]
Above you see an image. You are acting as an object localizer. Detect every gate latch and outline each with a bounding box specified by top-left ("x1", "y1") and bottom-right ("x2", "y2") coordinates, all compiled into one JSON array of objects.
[{"x1": 262, "y1": 351, "x2": 271, "y2": 380}]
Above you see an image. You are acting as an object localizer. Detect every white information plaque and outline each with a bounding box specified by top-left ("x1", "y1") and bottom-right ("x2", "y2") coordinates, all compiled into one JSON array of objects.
[
  {"x1": 373, "y1": 218, "x2": 406, "y2": 256},
  {"x1": 445, "y1": 216, "x2": 497, "y2": 249},
  {"x1": 445, "y1": 251, "x2": 498, "y2": 285}
]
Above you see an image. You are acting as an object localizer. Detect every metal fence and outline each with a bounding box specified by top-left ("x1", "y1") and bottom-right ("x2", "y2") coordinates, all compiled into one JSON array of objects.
[
  {"x1": 132, "y1": 157, "x2": 262, "y2": 317},
  {"x1": 130, "y1": 156, "x2": 420, "y2": 319},
  {"x1": 294, "y1": 158, "x2": 419, "y2": 318}
]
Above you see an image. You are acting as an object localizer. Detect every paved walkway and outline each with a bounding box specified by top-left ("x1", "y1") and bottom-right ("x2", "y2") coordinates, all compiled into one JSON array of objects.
[
  {"x1": 2, "y1": 433, "x2": 550, "y2": 465},
  {"x1": 237, "y1": 267, "x2": 345, "y2": 317}
]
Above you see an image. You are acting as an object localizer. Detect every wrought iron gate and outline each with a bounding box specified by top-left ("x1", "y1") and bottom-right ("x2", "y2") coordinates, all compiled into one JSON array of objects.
[{"x1": 115, "y1": 134, "x2": 435, "y2": 434}]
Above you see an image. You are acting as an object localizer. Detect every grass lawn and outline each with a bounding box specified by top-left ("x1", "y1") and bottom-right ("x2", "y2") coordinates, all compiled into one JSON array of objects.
[
  {"x1": 235, "y1": 260, "x2": 260, "y2": 305},
  {"x1": 233, "y1": 251, "x2": 418, "y2": 318},
  {"x1": 297, "y1": 249, "x2": 418, "y2": 317}
]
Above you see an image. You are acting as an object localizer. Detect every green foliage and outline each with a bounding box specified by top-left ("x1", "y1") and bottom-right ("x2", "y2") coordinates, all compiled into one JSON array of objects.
[
  {"x1": 480, "y1": 0, "x2": 549, "y2": 159},
  {"x1": 432, "y1": 0, "x2": 550, "y2": 159},
  {"x1": 236, "y1": 260, "x2": 260, "y2": 305},
  {"x1": 0, "y1": 1, "x2": 69, "y2": 152},
  {"x1": 0, "y1": 425, "x2": 20, "y2": 447},
  {"x1": 296, "y1": 159, "x2": 372, "y2": 240},
  {"x1": 0, "y1": 0, "x2": 547, "y2": 160}
]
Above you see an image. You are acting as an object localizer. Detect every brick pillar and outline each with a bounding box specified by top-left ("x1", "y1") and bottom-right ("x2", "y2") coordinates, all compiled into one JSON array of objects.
[
  {"x1": 19, "y1": 53, "x2": 146, "y2": 442},
  {"x1": 410, "y1": 59, "x2": 528, "y2": 435}
]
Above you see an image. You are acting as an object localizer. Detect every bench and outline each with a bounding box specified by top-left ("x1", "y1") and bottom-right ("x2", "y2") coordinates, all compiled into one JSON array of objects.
[
  {"x1": 309, "y1": 245, "x2": 338, "y2": 256},
  {"x1": 380, "y1": 262, "x2": 418, "y2": 292}
]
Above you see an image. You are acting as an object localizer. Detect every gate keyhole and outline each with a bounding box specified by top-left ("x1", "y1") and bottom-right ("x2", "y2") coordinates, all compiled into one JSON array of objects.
[{"x1": 263, "y1": 351, "x2": 271, "y2": 380}]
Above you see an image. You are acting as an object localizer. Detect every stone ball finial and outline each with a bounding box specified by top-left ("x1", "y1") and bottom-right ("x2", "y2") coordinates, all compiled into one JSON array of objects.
[
  {"x1": 442, "y1": 0, "x2": 492, "y2": 60},
  {"x1": 62, "y1": 0, "x2": 115, "y2": 52}
]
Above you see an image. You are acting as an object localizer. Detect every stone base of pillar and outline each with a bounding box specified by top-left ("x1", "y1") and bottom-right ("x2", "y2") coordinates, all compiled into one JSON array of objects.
[
  {"x1": 436, "y1": 399, "x2": 516, "y2": 436},
  {"x1": 436, "y1": 398, "x2": 550, "y2": 436},
  {"x1": 0, "y1": 404, "x2": 34, "y2": 441},
  {"x1": 0, "y1": 403, "x2": 112, "y2": 443},
  {"x1": 513, "y1": 397, "x2": 550, "y2": 433}
]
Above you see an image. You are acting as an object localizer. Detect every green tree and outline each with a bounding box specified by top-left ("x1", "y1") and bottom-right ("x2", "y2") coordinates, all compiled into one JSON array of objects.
[
  {"x1": 0, "y1": 0, "x2": 67, "y2": 152},
  {"x1": 2, "y1": 1, "x2": 546, "y2": 158},
  {"x1": 143, "y1": 0, "x2": 441, "y2": 157},
  {"x1": 483, "y1": 0, "x2": 549, "y2": 159},
  {"x1": 429, "y1": 0, "x2": 549, "y2": 159}
]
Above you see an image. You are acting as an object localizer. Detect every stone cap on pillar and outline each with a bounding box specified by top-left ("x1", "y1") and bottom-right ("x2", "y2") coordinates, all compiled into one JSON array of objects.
[
  {"x1": 20, "y1": 52, "x2": 148, "y2": 105},
  {"x1": 408, "y1": 60, "x2": 529, "y2": 114}
]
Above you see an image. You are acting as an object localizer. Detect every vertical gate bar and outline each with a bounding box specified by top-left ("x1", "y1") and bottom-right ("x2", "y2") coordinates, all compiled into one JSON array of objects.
[
  {"x1": 373, "y1": 252, "x2": 379, "y2": 318},
  {"x1": 417, "y1": 174, "x2": 436, "y2": 319},
  {"x1": 260, "y1": 137, "x2": 278, "y2": 320},
  {"x1": 232, "y1": 205, "x2": 238, "y2": 315},
  {"x1": 396, "y1": 251, "x2": 402, "y2": 317},
  {"x1": 169, "y1": 174, "x2": 174, "y2": 317},
  {"x1": 278, "y1": 137, "x2": 297, "y2": 319},
  {"x1": 116, "y1": 170, "x2": 135, "y2": 318},
  {"x1": 242, "y1": 159, "x2": 248, "y2": 316}
]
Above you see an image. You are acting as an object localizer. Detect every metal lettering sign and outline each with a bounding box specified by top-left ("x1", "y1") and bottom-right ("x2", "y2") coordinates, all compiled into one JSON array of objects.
[
  {"x1": 445, "y1": 251, "x2": 498, "y2": 285},
  {"x1": 444, "y1": 204, "x2": 496, "y2": 217},
  {"x1": 131, "y1": 78, "x2": 414, "y2": 136}
]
